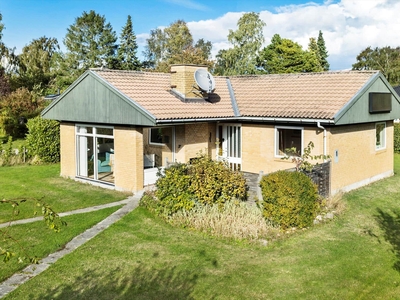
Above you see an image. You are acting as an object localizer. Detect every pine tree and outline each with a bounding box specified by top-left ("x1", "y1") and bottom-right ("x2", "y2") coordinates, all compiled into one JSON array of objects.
[
  {"x1": 317, "y1": 30, "x2": 329, "y2": 71},
  {"x1": 308, "y1": 37, "x2": 323, "y2": 72},
  {"x1": 117, "y1": 15, "x2": 140, "y2": 70}
]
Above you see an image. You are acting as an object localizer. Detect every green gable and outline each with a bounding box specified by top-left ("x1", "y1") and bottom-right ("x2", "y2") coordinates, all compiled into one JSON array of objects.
[
  {"x1": 41, "y1": 71, "x2": 156, "y2": 126},
  {"x1": 334, "y1": 73, "x2": 400, "y2": 125}
]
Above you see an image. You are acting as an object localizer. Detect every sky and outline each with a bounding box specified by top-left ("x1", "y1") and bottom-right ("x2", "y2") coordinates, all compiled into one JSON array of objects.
[{"x1": 1, "y1": 0, "x2": 399, "y2": 71}]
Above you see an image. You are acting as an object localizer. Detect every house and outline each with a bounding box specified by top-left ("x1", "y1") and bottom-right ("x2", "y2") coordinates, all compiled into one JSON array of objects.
[{"x1": 41, "y1": 64, "x2": 400, "y2": 196}]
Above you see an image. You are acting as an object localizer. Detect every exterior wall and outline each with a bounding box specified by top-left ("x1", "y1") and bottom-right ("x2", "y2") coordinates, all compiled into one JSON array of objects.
[
  {"x1": 329, "y1": 121, "x2": 393, "y2": 194},
  {"x1": 143, "y1": 127, "x2": 174, "y2": 166},
  {"x1": 60, "y1": 122, "x2": 76, "y2": 178},
  {"x1": 114, "y1": 126, "x2": 143, "y2": 192},
  {"x1": 174, "y1": 123, "x2": 216, "y2": 163},
  {"x1": 241, "y1": 123, "x2": 324, "y2": 174}
]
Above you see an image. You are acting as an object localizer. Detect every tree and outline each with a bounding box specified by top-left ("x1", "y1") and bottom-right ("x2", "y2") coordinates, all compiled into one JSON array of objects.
[
  {"x1": 64, "y1": 10, "x2": 117, "y2": 72},
  {"x1": 215, "y1": 12, "x2": 266, "y2": 75},
  {"x1": 257, "y1": 34, "x2": 321, "y2": 74},
  {"x1": 144, "y1": 20, "x2": 212, "y2": 72},
  {"x1": 116, "y1": 15, "x2": 140, "y2": 70},
  {"x1": 308, "y1": 37, "x2": 322, "y2": 71},
  {"x1": 0, "y1": 12, "x2": 5, "y2": 57},
  {"x1": 317, "y1": 30, "x2": 329, "y2": 71},
  {"x1": 12, "y1": 36, "x2": 60, "y2": 92},
  {"x1": 352, "y1": 46, "x2": 400, "y2": 86}
]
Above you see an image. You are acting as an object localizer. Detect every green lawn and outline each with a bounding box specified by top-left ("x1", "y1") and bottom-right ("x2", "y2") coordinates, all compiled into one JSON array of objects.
[
  {"x1": 0, "y1": 164, "x2": 130, "y2": 223},
  {"x1": 4, "y1": 157, "x2": 400, "y2": 299}
]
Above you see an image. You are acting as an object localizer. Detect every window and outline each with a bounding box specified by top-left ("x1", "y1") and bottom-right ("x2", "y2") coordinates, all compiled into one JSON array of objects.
[
  {"x1": 376, "y1": 122, "x2": 386, "y2": 150},
  {"x1": 149, "y1": 127, "x2": 172, "y2": 145},
  {"x1": 275, "y1": 126, "x2": 303, "y2": 157}
]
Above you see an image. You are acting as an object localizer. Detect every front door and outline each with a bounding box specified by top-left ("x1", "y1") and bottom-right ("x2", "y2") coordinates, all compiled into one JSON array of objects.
[{"x1": 217, "y1": 124, "x2": 242, "y2": 170}]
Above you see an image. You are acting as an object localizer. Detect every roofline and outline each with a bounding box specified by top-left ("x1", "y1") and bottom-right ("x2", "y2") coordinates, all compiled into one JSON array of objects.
[{"x1": 156, "y1": 117, "x2": 238, "y2": 125}]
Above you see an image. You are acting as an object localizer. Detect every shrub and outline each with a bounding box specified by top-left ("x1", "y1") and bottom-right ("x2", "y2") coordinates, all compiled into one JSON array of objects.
[
  {"x1": 153, "y1": 154, "x2": 248, "y2": 217},
  {"x1": 394, "y1": 123, "x2": 400, "y2": 153},
  {"x1": 25, "y1": 116, "x2": 60, "y2": 163},
  {"x1": 259, "y1": 170, "x2": 319, "y2": 229}
]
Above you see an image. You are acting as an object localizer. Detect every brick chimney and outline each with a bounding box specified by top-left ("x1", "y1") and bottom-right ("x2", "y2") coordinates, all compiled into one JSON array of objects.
[{"x1": 170, "y1": 64, "x2": 208, "y2": 99}]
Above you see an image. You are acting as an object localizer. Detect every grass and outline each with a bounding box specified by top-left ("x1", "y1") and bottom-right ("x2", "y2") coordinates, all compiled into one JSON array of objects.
[
  {"x1": 0, "y1": 206, "x2": 121, "y2": 282},
  {"x1": 4, "y1": 157, "x2": 400, "y2": 299},
  {"x1": 0, "y1": 163, "x2": 130, "y2": 223}
]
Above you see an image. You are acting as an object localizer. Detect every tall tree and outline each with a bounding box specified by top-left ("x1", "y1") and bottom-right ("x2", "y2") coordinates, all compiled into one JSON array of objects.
[
  {"x1": 317, "y1": 30, "x2": 329, "y2": 71},
  {"x1": 352, "y1": 46, "x2": 400, "y2": 86},
  {"x1": 64, "y1": 10, "x2": 117, "y2": 72},
  {"x1": 116, "y1": 15, "x2": 140, "y2": 70},
  {"x1": 215, "y1": 12, "x2": 266, "y2": 75},
  {"x1": 144, "y1": 20, "x2": 212, "y2": 72},
  {"x1": 257, "y1": 34, "x2": 321, "y2": 74},
  {"x1": 13, "y1": 36, "x2": 60, "y2": 92},
  {"x1": 308, "y1": 37, "x2": 322, "y2": 71}
]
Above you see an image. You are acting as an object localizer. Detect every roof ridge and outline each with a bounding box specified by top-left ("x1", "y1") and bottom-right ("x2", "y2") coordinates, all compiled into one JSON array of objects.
[
  {"x1": 91, "y1": 68, "x2": 170, "y2": 77},
  {"x1": 220, "y1": 70, "x2": 379, "y2": 79}
]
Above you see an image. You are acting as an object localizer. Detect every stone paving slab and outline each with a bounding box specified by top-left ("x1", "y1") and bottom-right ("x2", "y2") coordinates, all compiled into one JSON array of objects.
[{"x1": 0, "y1": 190, "x2": 143, "y2": 298}]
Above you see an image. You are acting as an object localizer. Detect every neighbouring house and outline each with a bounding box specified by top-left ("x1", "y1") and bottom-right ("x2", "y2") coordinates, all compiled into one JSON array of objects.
[{"x1": 41, "y1": 64, "x2": 400, "y2": 196}]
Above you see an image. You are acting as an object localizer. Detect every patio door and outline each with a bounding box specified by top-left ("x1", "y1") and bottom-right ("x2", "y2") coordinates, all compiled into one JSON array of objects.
[{"x1": 217, "y1": 124, "x2": 241, "y2": 170}]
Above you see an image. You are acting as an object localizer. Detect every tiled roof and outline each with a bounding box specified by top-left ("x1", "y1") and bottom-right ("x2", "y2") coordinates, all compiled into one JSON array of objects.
[
  {"x1": 230, "y1": 71, "x2": 377, "y2": 120},
  {"x1": 93, "y1": 70, "x2": 235, "y2": 120},
  {"x1": 93, "y1": 69, "x2": 379, "y2": 122}
]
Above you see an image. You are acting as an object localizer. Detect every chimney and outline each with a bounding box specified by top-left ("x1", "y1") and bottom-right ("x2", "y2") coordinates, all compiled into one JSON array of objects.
[{"x1": 170, "y1": 64, "x2": 208, "y2": 99}]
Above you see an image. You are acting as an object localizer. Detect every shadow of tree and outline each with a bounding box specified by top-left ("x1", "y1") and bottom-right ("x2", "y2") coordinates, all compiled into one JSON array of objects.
[
  {"x1": 33, "y1": 264, "x2": 202, "y2": 300},
  {"x1": 375, "y1": 208, "x2": 400, "y2": 272}
]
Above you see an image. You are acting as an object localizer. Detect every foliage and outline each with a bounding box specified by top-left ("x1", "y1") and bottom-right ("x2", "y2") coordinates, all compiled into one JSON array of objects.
[
  {"x1": 142, "y1": 154, "x2": 248, "y2": 217},
  {"x1": 317, "y1": 30, "x2": 329, "y2": 71},
  {"x1": 25, "y1": 116, "x2": 60, "y2": 163},
  {"x1": 115, "y1": 15, "x2": 141, "y2": 70},
  {"x1": 259, "y1": 170, "x2": 319, "y2": 229},
  {"x1": 168, "y1": 199, "x2": 278, "y2": 241},
  {"x1": 352, "y1": 46, "x2": 400, "y2": 86},
  {"x1": 394, "y1": 123, "x2": 400, "y2": 153},
  {"x1": 283, "y1": 141, "x2": 330, "y2": 172},
  {"x1": 215, "y1": 12, "x2": 265, "y2": 75},
  {"x1": 258, "y1": 34, "x2": 322, "y2": 74},
  {"x1": 143, "y1": 20, "x2": 212, "y2": 72},
  {"x1": 0, "y1": 87, "x2": 44, "y2": 138},
  {"x1": 64, "y1": 10, "x2": 117, "y2": 71},
  {"x1": 0, "y1": 197, "x2": 67, "y2": 263},
  {"x1": 0, "y1": 68, "x2": 10, "y2": 98}
]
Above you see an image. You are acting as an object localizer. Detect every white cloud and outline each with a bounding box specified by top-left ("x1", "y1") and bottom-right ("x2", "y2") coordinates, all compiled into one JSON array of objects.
[{"x1": 183, "y1": 0, "x2": 400, "y2": 70}]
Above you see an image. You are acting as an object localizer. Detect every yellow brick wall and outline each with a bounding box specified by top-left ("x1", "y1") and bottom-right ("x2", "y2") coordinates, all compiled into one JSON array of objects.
[
  {"x1": 329, "y1": 121, "x2": 393, "y2": 194},
  {"x1": 143, "y1": 128, "x2": 174, "y2": 166},
  {"x1": 60, "y1": 122, "x2": 76, "y2": 178},
  {"x1": 241, "y1": 124, "x2": 325, "y2": 174},
  {"x1": 114, "y1": 126, "x2": 143, "y2": 192},
  {"x1": 170, "y1": 65, "x2": 207, "y2": 98}
]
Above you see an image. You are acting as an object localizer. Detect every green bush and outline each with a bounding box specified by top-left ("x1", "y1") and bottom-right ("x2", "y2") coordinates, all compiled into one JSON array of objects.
[
  {"x1": 25, "y1": 116, "x2": 60, "y2": 163},
  {"x1": 151, "y1": 154, "x2": 248, "y2": 217},
  {"x1": 259, "y1": 170, "x2": 319, "y2": 229},
  {"x1": 394, "y1": 123, "x2": 400, "y2": 153}
]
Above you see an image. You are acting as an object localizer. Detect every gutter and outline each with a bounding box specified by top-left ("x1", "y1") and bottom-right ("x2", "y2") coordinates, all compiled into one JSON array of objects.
[{"x1": 317, "y1": 121, "x2": 327, "y2": 161}]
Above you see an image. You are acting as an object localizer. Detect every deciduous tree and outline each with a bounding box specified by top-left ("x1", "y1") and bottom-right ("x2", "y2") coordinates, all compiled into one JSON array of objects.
[
  {"x1": 215, "y1": 12, "x2": 266, "y2": 75},
  {"x1": 352, "y1": 46, "x2": 400, "y2": 86}
]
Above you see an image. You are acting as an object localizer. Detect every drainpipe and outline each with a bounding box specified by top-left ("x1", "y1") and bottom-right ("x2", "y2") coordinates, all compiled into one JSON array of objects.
[{"x1": 317, "y1": 122, "x2": 327, "y2": 162}]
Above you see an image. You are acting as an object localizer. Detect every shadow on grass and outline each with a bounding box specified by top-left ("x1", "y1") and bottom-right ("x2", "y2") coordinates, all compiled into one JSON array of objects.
[
  {"x1": 34, "y1": 264, "x2": 202, "y2": 300},
  {"x1": 375, "y1": 208, "x2": 400, "y2": 273}
]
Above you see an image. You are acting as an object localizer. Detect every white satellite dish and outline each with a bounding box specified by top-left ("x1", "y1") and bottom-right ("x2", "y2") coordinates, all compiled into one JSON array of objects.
[{"x1": 194, "y1": 68, "x2": 216, "y2": 93}]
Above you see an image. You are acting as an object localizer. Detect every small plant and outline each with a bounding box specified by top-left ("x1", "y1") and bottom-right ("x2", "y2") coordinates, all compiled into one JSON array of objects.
[
  {"x1": 259, "y1": 170, "x2": 319, "y2": 229},
  {"x1": 283, "y1": 141, "x2": 330, "y2": 172}
]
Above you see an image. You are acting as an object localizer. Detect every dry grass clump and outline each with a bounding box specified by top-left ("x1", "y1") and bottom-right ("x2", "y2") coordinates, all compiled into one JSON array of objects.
[
  {"x1": 168, "y1": 200, "x2": 279, "y2": 241},
  {"x1": 324, "y1": 192, "x2": 346, "y2": 215}
]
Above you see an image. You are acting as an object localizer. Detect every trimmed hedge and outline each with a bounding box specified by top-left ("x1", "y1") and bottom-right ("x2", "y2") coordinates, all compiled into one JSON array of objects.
[
  {"x1": 394, "y1": 123, "x2": 400, "y2": 153},
  {"x1": 259, "y1": 170, "x2": 319, "y2": 229}
]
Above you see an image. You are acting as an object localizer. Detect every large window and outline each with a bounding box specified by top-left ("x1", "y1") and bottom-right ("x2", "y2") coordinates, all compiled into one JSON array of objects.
[
  {"x1": 375, "y1": 122, "x2": 386, "y2": 150},
  {"x1": 76, "y1": 125, "x2": 114, "y2": 184},
  {"x1": 275, "y1": 126, "x2": 303, "y2": 157}
]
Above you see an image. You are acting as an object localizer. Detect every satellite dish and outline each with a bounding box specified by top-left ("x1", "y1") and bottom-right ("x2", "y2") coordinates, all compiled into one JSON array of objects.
[{"x1": 194, "y1": 69, "x2": 215, "y2": 93}]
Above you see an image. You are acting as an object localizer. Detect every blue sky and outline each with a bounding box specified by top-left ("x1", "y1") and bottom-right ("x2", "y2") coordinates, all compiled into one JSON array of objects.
[{"x1": 0, "y1": 0, "x2": 398, "y2": 70}]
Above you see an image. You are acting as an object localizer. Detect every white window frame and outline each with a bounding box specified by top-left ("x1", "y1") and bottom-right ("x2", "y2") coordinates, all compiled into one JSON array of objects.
[
  {"x1": 375, "y1": 122, "x2": 386, "y2": 150},
  {"x1": 275, "y1": 126, "x2": 304, "y2": 158},
  {"x1": 149, "y1": 127, "x2": 171, "y2": 146}
]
